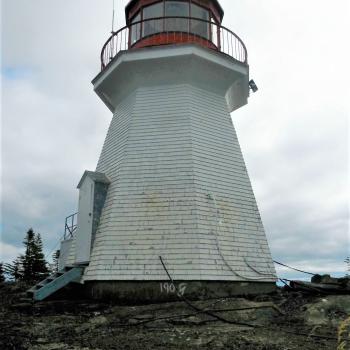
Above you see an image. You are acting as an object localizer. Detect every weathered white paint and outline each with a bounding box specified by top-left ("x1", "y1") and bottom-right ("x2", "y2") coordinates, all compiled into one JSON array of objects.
[
  {"x1": 58, "y1": 238, "x2": 73, "y2": 270},
  {"x1": 93, "y1": 44, "x2": 249, "y2": 114},
  {"x1": 75, "y1": 176, "x2": 94, "y2": 264},
  {"x1": 82, "y1": 45, "x2": 276, "y2": 282},
  {"x1": 82, "y1": 44, "x2": 277, "y2": 283},
  {"x1": 59, "y1": 171, "x2": 110, "y2": 267},
  {"x1": 60, "y1": 235, "x2": 76, "y2": 267}
]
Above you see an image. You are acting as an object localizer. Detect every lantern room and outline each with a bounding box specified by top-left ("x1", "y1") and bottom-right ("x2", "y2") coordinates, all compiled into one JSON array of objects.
[
  {"x1": 126, "y1": 0, "x2": 223, "y2": 49},
  {"x1": 101, "y1": 0, "x2": 247, "y2": 70}
]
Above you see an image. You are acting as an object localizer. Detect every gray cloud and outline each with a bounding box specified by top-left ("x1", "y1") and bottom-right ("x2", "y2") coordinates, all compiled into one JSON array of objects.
[{"x1": 1, "y1": 1, "x2": 349, "y2": 280}]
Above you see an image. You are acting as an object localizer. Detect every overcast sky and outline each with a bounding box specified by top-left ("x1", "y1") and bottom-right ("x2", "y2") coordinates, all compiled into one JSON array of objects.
[{"x1": 1, "y1": 0, "x2": 349, "y2": 280}]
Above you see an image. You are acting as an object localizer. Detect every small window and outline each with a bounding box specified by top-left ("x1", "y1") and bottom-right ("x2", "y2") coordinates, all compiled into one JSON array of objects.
[
  {"x1": 131, "y1": 12, "x2": 141, "y2": 44},
  {"x1": 190, "y1": 4, "x2": 209, "y2": 39},
  {"x1": 165, "y1": 1, "x2": 189, "y2": 32},
  {"x1": 143, "y1": 2, "x2": 164, "y2": 37}
]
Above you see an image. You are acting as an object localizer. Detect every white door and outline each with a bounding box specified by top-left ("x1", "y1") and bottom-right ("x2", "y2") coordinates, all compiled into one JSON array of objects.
[{"x1": 75, "y1": 177, "x2": 94, "y2": 264}]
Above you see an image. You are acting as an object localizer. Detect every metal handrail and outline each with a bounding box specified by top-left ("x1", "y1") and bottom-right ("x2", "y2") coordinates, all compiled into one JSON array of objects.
[
  {"x1": 64, "y1": 212, "x2": 78, "y2": 240},
  {"x1": 100, "y1": 16, "x2": 247, "y2": 70}
]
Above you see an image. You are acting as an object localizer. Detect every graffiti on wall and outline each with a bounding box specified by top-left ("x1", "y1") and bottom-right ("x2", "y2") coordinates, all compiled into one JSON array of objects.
[{"x1": 160, "y1": 282, "x2": 187, "y2": 297}]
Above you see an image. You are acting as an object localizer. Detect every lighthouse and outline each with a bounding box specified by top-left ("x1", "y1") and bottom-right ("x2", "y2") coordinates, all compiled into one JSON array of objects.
[{"x1": 55, "y1": 0, "x2": 277, "y2": 301}]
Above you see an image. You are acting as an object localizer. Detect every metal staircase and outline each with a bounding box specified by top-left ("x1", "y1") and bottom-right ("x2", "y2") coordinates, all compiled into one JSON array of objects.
[{"x1": 27, "y1": 266, "x2": 85, "y2": 301}]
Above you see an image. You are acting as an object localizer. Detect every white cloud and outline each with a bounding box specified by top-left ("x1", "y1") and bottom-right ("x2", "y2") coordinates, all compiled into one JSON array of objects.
[{"x1": 0, "y1": 241, "x2": 23, "y2": 264}]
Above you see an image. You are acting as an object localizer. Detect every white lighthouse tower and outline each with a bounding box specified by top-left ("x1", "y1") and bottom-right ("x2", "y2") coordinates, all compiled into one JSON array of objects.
[{"x1": 55, "y1": 0, "x2": 277, "y2": 301}]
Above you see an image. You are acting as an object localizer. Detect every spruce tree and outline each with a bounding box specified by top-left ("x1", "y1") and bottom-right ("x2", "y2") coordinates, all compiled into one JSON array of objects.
[
  {"x1": 4, "y1": 229, "x2": 49, "y2": 284},
  {"x1": 20, "y1": 229, "x2": 49, "y2": 283},
  {"x1": 20, "y1": 228, "x2": 36, "y2": 283},
  {"x1": 4, "y1": 257, "x2": 23, "y2": 281},
  {"x1": 32, "y1": 233, "x2": 49, "y2": 280}
]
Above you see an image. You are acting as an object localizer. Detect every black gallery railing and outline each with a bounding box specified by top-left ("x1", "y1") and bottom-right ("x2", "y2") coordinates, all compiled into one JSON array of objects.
[{"x1": 101, "y1": 16, "x2": 247, "y2": 70}]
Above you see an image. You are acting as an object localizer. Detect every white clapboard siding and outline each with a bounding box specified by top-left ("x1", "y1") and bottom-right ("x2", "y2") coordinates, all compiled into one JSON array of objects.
[
  {"x1": 188, "y1": 86, "x2": 276, "y2": 279},
  {"x1": 64, "y1": 236, "x2": 76, "y2": 266},
  {"x1": 83, "y1": 84, "x2": 276, "y2": 282}
]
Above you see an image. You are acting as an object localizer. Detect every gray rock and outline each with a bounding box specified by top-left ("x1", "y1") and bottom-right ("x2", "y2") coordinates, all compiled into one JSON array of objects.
[{"x1": 304, "y1": 295, "x2": 350, "y2": 326}]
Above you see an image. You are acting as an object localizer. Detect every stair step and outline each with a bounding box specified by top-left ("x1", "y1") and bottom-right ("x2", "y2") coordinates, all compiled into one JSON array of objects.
[
  {"x1": 27, "y1": 266, "x2": 85, "y2": 301},
  {"x1": 34, "y1": 274, "x2": 66, "y2": 289}
]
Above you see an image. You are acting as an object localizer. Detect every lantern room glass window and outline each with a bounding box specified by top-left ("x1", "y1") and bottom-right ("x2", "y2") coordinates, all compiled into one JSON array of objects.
[
  {"x1": 131, "y1": 12, "x2": 141, "y2": 44},
  {"x1": 165, "y1": 1, "x2": 189, "y2": 32},
  {"x1": 143, "y1": 2, "x2": 164, "y2": 36},
  {"x1": 129, "y1": 1, "x2": 215, "y2": 46},
  {"x1": 191, "y1": 3, "x2": 209, "y2": 39}
]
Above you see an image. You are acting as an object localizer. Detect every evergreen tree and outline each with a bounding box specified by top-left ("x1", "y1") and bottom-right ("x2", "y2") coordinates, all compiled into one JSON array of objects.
[
  {"x1": 4, "y1": 257, "x2": 23, "y2": 281},
  {"x1": 20, "y1": 228, "x2": 36, "y2": 283},
  {"x1": 32, "y1": 233, "x2": 49, "y2": 280},
  {"x1": 0, "y1": 262, "x2": 5, "y2": 283},
  {"x1": 4, "y1": 229, "x2": 50, "y2": 284},
  {"x1": 18, "y1": 229, "x2": 49, "y2": 283}
]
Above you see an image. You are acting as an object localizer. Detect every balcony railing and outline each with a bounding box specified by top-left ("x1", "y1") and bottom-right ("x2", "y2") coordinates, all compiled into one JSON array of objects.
[
  {"x1": 64, "y1": 212, "x2": 78, "y2": 240},
  {"x1": 101, "y1": 16, "x2": 247, "y2": 71}
]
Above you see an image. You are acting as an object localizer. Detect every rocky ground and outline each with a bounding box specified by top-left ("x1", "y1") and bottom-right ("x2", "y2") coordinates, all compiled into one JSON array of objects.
[{"x1": 1, "y1": 282, "x2": 349, "y2": 350}]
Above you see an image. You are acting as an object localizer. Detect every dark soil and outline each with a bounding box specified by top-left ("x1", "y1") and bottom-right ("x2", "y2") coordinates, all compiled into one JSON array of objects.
[{"x1": 0, "y1": 282, "x2": 346, "y2": 350}]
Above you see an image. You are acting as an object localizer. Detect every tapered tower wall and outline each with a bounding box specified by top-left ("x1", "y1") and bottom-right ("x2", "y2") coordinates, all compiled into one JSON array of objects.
[
  {"x1": 53, "y1": 0, "x2": 277, "y2": 301},
  {"x1": 188, "y1": 86, "x2": 275, "y2": 280},
  {"x1": 83, "y1": 80, "x2": 275, "y2": 283}
]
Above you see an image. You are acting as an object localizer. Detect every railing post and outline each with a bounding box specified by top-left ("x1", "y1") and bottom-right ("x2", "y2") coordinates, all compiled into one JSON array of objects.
[
  {"x1": 209, "y1": 20, "x2": 212, "y2": 44},
  {"x1": 217, "y1": 24, "x2": 221, "y2": 51}
]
